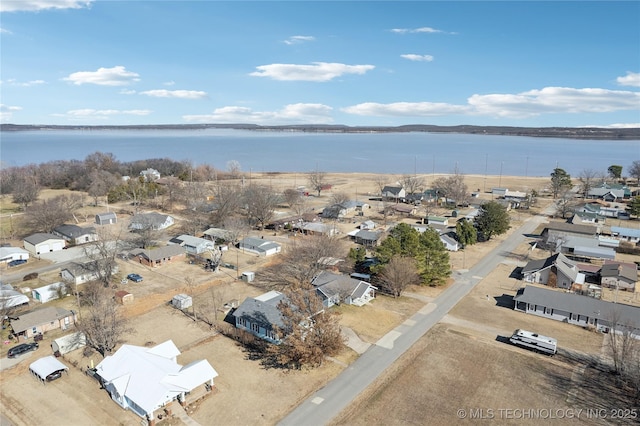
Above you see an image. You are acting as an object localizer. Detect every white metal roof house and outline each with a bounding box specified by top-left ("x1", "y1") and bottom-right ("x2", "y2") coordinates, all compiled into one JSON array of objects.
[
  {"x1": 53, "y1": 224, "x2": 98, "y2": 245},
  {"x1": 169, "y1": 234, "x2": 216, "y2": 255},
  {"x1": 95, "y1": 340, "x2": 218, "y2": 419},
  {"x1": 129, "y1": 212, "x2": 175, "y2": 231},
  {"x1": 439, "y1": 234, "x2": 460, "y2": 252},
  {"x1": 0, "y1": 284, "x2": 29, "y2": 310},
  {"x1": 0, "y1": 246, "x2": 30, "y2": 263},
  {"x1": 238, "y1": 237, "x2": 281, "y2": 257},
  {"x1": 139, "y1": 168, "x2": 161, "y2": 181},
  {"x1": 610, "y1": 226, "x2": 640, "y2": 244},
  {"x1": 29, "y1": 356, "x2": 69, "y2": 383},
  {"x1": 23, "y1": 233, "x2": 65, "y2": 255}
]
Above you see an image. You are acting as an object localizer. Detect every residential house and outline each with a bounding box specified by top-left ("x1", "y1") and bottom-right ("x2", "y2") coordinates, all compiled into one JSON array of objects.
[
  {"x1": 389, "y1": 204, "x2": 416, "y2": 216},
  {"x1": 23, "y1": 233, "x2": 66, "y2": 255},
  {"x1": 61, "y1": 260, "x2": 119, "y2": 285},
  {"x1": 353, "y1": 229, "x2": 383, "y2": 248},
  {"x1": 32, "y1": 282, "x2": 66, "y2": 304},
  {"x1": 139, "y1": 168, "x2": 161, "y2": 181},
  {"x1": 0, "y1": 284, "x2": 29, "y2": 309},
  {"x1": 559, "y1": 235, "x2": 616, "y2": 261},
  {"x1": 600, "y1": 261, "x2": 638, "y2": 292},
  {"x1": 427, "y1": 216, "x2": 449, "y2": 228},
  {"x1": 95, "y1": 340, "x2": 218, "y2": 419},
  {"x1": 381, "y1": 186, "x2": 406, "y2": 202},
  {"x1": 521, "y1": 253, "x2": 585, "y2": 290},
  {"x1": 95, "y1": 212, "x2": 117, "y2": 225},
  {"x1": 202, "y1": 227, "x2": 235, "y2": 242},
  {"x1": 360, "y1": 220, "x2": 376, "y2": 230},
  {"x1": 514, "y1": 285, "x2": 640, "y2": 338},
  {"x1": 610, "y1": 227, "x2": 640, "y2": 245},
  {"x1": 321, "y1": 200, "x2": 368, "y2": 219},
  {"x1": 569, "y1": 211, "x2": 604, "y2": 225},
  {"x1": 541, "y1": 222, "x2": 598, "y2": 244},
  {"x1": 0, "y1": 247, "x2": 29, "y2": 264},
  {"x1": 232, "y1": 291, "x2": 287, "y2": 344},
  {"x1": 10, "y1": 306, "x2": 77, "y2": 338},
  {"x1": 169, "y1": 235, "x2": 216, "y2": 255},
  {"x1": 587, "y1": 183, "x2": 630, "y2": 201},
  {"x1": 129, "y1": 212, "x2": 175, "y2": 231},
  {"x1": 492, "y1": 188, "x2": 508, "y2": 197},
  {"x1": 294, "y1": 222, "x2": 336, "y2": 236},
  {"x1": 53, "y1": 224, "x2": 99, "y2": 245},
  {"x1": 440, "y1": 234, "x2": 460, "y2": 252},
  {"x1": 238, "y1": 237, "x2": 281, "y2": 257},
  {"x1": 131, "y1": 245, "x2": 185, "y2": 267},
  {"x1": 311, "y1": 271, "x2": 376, "y2": 307}
]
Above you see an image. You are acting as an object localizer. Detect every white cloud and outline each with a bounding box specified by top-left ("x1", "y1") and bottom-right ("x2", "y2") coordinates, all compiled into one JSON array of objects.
[
  {"x1": 60, "y1": 109, "x2": 151, "y2": 120},
  {"x1": 617, "y1": 72, "x2": 640, "y2": 87},
  {"x1": 0, "y1": 0, "x2": 92, "y2": 12},
  {"x1": 139, "y1": 89, "x2": 208, "y2": 99},
  {"x1": 0, "y1": 104, "x2": 22, "y2": 122},
  {"x1": 0, "y1": 27, "x2": 12, "y2": 34},
  {"x1": 163, "y1": 81, "x2": 175, "y2": 86},
  {"x1": 5, "y1": 79, "x2": 46, "y2": 87},
  {"x1": 119, "y1": 89, "x2": 137, "y2": 95},
  {"x1": 250, "y1": 62, "x2": 375, "y2": 82},
  {"x1": 63, "y1": 66, "x2": 140, "y2": 86},
  {"x1": 283, "y1": 35, "x2": 315, "y2": 45},
  {"x1": 391, "y1": 27, "x2": 446, "y2": 34},
  {"x1": 184, "y1": 103, "x2": 333, "y2": 124},
  {"x1": 400, "y1": 54, "x2": 434, "y2": 62},
  {"x1": 586, "y1": 123, "x2": 640, "y2": 129},
  {"x1": 343, "y1": 86, "x2": 640, "y2": 119}
]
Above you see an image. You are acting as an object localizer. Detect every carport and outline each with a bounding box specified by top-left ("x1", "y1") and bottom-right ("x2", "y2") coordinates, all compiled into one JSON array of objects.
[{"x1": 29, "y1": 356, "x2": 69, "y2": 384}]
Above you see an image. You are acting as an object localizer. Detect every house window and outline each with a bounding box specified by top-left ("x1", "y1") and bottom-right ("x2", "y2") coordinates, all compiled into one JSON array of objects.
[
  {"x1": 237, "y1": 317, "x2": 246, "y2": 327},
  {"x1": 251, "y1": 323, "x2": 260, "y2": 333}
]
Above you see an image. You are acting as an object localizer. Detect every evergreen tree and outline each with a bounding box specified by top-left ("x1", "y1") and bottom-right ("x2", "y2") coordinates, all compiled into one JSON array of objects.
[
  {"x1": 626, "y1": 196, "x2": 640, "y2": 218},
  {"x1": 375, "y1": 222, "x2": 421, "y2": 264},
  {"x1": 550, "y1": 168, "x2": 572, "y2": 198},
  {"x1": 455, "y1": 218, "x2": 477, "y2": 247},
  {"x1": 417, "y1": 228, "x2": 451, "y2": 285},
  {"x1": 474, "y1": 201, "x2": 511, "y2": 240}
]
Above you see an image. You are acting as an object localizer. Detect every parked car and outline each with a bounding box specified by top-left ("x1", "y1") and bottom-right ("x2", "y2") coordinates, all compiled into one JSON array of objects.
[
  {"x1": 7, "y1": 342, "x2": 38, "y2": 358},
  {"x1": 126, "y1": 273, "x2": 143, "y2": 282},
  {"x1": 46, "y1": 369, "x2": 64, "y2": 381},
  {"x1": 8, "y1": 259, "x2": 27, "y2": 267},
  {"x1": 23, "y1": 272, "x2": 39, "y2": 281}
]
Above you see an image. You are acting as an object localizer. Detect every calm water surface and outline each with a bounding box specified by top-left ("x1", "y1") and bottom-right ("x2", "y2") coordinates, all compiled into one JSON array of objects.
[{"x1": 1, "y1": 129, "x2": 638, "y2": 177}]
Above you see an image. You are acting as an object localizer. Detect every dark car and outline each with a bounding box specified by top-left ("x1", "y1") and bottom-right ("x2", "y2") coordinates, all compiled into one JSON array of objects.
[
  {"x1": 46, "y1": 369, "x2": 64, "y2": 381},
  {"x1": 8, "y1": 259, "x2": 27, "y2": 267},
  {"x1": 7, "y1": 342, "x2": 38, "y2": 358},
  {"x1": 126, "y1": 273, "x2": 143, "y2": 282}
]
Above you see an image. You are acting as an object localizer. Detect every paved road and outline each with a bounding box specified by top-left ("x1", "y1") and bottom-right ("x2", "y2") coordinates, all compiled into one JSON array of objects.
[{"x1": 279, "y1": 211, "x2": 550, "y2": 426}]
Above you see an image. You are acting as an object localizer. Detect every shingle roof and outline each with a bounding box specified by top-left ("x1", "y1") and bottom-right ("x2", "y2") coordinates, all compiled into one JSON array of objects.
[
  {"x1": 11, "y1": 306, "x2": 74, "y2": 334},
  {"x1": 544, "y1": 222, "x2": 597, "y2": 236},
  {"x1": 24, "y1": 233, "x2": 64, "y2": 245},
  {"x1": 514, "y1": 285, "x2": 639, "y2": 326},
  {"x1": 132, "y1": 245, "x2": 185, "y2": 261},
  {"x1": 53, "y1": 224, "x2": 96, "y2": 238},
  {"x1": 232, "y1": 291, "x2": 286, "y2": 330}
]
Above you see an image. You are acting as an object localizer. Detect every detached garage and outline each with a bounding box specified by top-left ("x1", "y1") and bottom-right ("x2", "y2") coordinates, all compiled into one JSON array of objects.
[
  {"x1": 23, "y1": 233, "x2": 65, "y2": 255},
  {"x1": 29, "y1": 356, "x2": 69, "y2": 384}
]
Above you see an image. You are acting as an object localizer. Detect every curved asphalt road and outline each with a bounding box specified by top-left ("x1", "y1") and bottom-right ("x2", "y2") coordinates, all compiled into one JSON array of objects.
[{"x1": 279, "y1": 210, "x2": 551, "y2": 426}]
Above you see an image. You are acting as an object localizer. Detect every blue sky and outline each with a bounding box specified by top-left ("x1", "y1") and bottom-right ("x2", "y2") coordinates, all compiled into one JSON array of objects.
[{"x1": 1, "y1": 1, "x2": 639, "y2": 128}]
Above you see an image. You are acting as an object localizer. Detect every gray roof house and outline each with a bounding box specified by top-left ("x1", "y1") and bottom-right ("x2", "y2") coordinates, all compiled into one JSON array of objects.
[
  {"x1": 311, "y1": 271, "x2": 376, "y2": 308},
  {"x1": 514, "y1": 285, "x2": 640, "y2": 338},
  {"x1": 23, "y1": 233, "x2": 66, "y2": 255},
  {"x1": 610, "y1": 226, "x2": 640, "y2": 244},
  {"x1": 53, "y1": 224, "x2": 98, "y2": 245},
  {"x1": 353, "y1": 229, "x2": 383, "y2": 248},
  {"x1": 129, "y1": 212, "x2": 175, "y2": 231},
  {"x1": 232, "y1": 291, "x2": 287, "y2": 344},
  {"x1": 61, "y1": 260, "x2": 119, "y2": 285},
  {"x1": 131, "y1": 245, "x2": 186, "y2": 267},
  {"x1": 521, "y1": 253, "x2": 585, "y2": 290},
  {"x1": 600, "y1": 261, "x2": 638, "y2": 292},
  {"x1": 381, "y1": 186, "x2": 406, "y2": 201},
  {"x1": 169, "y1": 235, "x2": 216, "y2": 255},
  {"x1": 238, "y1": 237, "x2": 281, "y2": 257},
  {"x1": 541, "y1": 222, "x2": 598, "y2": 244},
  {"x1": 10, "y1": 306, "x2": 77, "y2": 338}
]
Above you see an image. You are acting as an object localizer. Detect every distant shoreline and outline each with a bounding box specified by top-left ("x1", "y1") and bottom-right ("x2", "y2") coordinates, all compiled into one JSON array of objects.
[{"x1": 2, "y1": 123, "x2": 639, "y2": 140}]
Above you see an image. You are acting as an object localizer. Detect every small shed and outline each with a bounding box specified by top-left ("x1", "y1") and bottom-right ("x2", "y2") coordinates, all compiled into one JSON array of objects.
[
  {"x1": 95, "y1": 212, "x2": 117, "y2": 225},
  {"x1": 51, "y1": 332, "x2": 87, "y2": 355},
  {"x1": 172, "y1": 293, "x2": 192, "y2": 310},
  {"x1": 32, "y1": 282, "x2": 66, "y2": 304},
  {"x1": 29, "y1": 356, "x2": 69, "y2": 383},
  {"x1": 115, "y1": 290, "x2": 134, "y2": 305},
  {"x1": 241, "y1": 272, "x2": 255, "y2": 283}
]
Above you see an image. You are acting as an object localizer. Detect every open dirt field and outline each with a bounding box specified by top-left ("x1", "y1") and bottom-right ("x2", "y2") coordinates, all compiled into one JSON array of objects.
[{"x1": 1, "y1": 172, "x2": 638, "y2": 426}]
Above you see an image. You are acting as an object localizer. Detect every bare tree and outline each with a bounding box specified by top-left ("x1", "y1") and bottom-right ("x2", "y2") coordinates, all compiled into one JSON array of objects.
[
  {"x1": 373, "y1": 175, "x2": 392, "y2": 196},
  {"x1": 433, "y1": 169, "x2": 468, "y2": 206},
  {"x1": 606, "y1": 309, "x2": 639, "y2": 396},
  {"x1": 283, "y1": 188, "x2": 302, "y2": 208},
  {"x1": 179, "y1": 181, "x2": 210, "y2": 211},
  {"x1": 629, "y1": 160, "x2": 640, "y2": 186},
  {"x1": 266, "y1": 283, "x2": 344, "y2": 369},
  {"x1": 226, "y1": 160, "x2": 242, "y2": 179},
  {"x1": 330, "y1": 192, "x2": 350, "y2": 205},
  {"x1": 308, "y1": 170, "x2": 328, "y2": 197},
  {"x1": 554, "y1": 188, "x2": 578, "y2": 219},
  {"x1": 577, "y1": 169, "x2": 603, "y2": 199},
  {"x1": 209, "y1": 183, "x2": 241, "y2": 226},
  {"x1": 257, "y1": 235, "x2": 346, "y2": 290},
  {"x1": 82, "y1": 227, "x2": 128, "y2": 286},
  {"x1": 76, "y1": 282, "x2": 132, "y2": 357},
  {"x1": 223, "y1": 216, "x2": 250, "y2": 243},
  {"x1": 23, "y1": 195, "x2": 77, "y2": 233},
  {"x1": 12, "y1": 171, "x2": 40, "y2": 210},
  {"x1": 243, "y1": 185, "x2": 280, "y2": 229},
  {"x1": 185, "y1": 277, "x2": 198, "y2": 322},
  {"x1": 400, "y1": 174, "x2": 425, "y2": 195},
  {"x1": 88, "y1": 170, "x2": 119, "y2": 206},
  {"x1": 178, "y1": 210, "x2": 209, "y2": 237},
  {"x1": 377, "y1": 255, "x2": 420, "y2": 298}
]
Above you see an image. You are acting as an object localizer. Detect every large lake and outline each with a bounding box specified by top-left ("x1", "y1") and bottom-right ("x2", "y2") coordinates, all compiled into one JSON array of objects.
[{"x1": 1, "y1": 129, "x2": 638, "y2": 177}]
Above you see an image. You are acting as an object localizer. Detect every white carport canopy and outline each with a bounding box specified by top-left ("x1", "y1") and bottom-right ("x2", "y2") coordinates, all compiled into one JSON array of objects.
[{"x1": 29, "y1": 356, "x2": 68, "y2": 383}]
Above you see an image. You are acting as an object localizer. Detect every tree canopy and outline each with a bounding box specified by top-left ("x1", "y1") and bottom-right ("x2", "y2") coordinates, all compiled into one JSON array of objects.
[
  {"x1": 550, "y1": 168, "x2": 573, "y2": 198},
  {"x1": 474, "y1": 201, "x2": 511, "y2": 240},
  {"x1": 455, "y1": 218, "x2": 477, "y2": 247}
]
